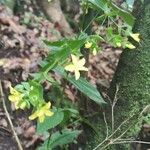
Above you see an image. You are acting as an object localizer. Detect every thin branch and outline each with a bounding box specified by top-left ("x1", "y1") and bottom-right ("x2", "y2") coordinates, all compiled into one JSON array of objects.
[
  {"x1": 93, "y1": 114, "x2": 134, "y2": 150},
  {"x1": 111, "y1": 84, "x2": 119, "y2": 132},
  {"x1": 103, "y1": 112, "x2": 109, "y2": 139},
  {"x1": 113, "y1": 140, "x2": 150, "y2": 145},
  {"x1": 0, "y1": 80, "x2": 23, "y2": 150},
  {"x1": 93, "y1": 138, "x2": 107, "y2": 150},
  {"x1": 116, "y1": 138, "x2": 135, "y2": 141},
  {"x1": 100, "y1": 125, "x2": 134, "y2": 150},
  {"x1": 140, "y1": 104, "x2": 150, "y2": 116}
]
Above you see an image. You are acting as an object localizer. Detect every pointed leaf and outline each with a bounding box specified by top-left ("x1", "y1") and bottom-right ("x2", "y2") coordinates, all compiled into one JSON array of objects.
[
  {"x1": 36, "y1": 109, "x2": 64, "y2": 134},
  {"x1": 37, "y1": 129, "x2": 81, "y2": 150},
  {"x1": 68, "y1": 77, "x2": 105, "y2": 105}
]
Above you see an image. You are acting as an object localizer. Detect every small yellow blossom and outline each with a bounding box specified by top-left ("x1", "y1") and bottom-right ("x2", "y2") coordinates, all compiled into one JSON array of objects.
[
  {"x1": 19, "y1": 101, "x2": 27, "y2": 109},
  {"x1": 85, "y1": 41, "x2": 92, "y2": 49},
  {"x1": 125, "y1": 43, "x2": 136, "y2": 49},
  {"x1": 29, "y1": 102, "x2": 54, "y2": 123},
  {"x1": 130, "y1": 33, "x2": 140, "y2": 42},
  {"x1": 8, "y1": 86, "x2": 24, "y2": 109},
  {"x1": 93, "y1": 48, "x2": 97, "y2": 56},
  {"x1": 65, "y1": 54, "x2": 88, "y2": 80},
  {"x1": 116, "y1": 42, "x2": 122, "y2": 47}
]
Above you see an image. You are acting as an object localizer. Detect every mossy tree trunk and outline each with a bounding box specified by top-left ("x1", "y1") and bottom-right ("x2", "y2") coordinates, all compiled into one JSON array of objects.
[{"x1": 84, "y1": 0, "x2": 150, "y2": 149}]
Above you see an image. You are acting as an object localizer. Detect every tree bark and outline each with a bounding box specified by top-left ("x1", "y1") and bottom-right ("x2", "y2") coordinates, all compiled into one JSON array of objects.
[
  {"x1": 36, "y1": 0, "x2": 73, "y2": 36},
  {"x1": 84, "y1": 0, "x2": 150, "y2": 149}
]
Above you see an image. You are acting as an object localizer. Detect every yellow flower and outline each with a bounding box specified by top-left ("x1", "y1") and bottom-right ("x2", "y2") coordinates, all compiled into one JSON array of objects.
[
  {"x1": 19, "y1": 101, "x2": 27, "y2": 110},
  {"x1": 65, "y1": 54, "x2": 88, "y2": 80},
  {"x1": 125, "y1": 43, "x2": 136, "y2": 49},
  {"x1": 130, "y1": 33, "x2": 140, "y2": 42},
  {"x1": 116, "y1": 42, "x2": 122, "y2": 47},
  {"x1": 8, "y1": 86, "x2": 24, "y2": 109},
  {"x1": 85, "y1": 41, "x2": 92, "y2": 49},
  {"x1": 29, "y1": 102, "x2": 54, "y2": 123}
]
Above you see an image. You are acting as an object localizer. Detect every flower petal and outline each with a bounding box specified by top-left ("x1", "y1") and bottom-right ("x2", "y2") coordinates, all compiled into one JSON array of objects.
[
  {"x1": 126, "y1": 43, "x2": 136, "y2": 49},
  {"x1": 65, "y1": 64, "x2": 75, "y2": 72},
  {"x1": 130, "y1": 33, "x2": 140, "y2": 42},
  {"x1": 39, "y1": 115, "x2": 45, "y2": 123},
  {"x1": 80, "y1": 66, "x2": 88, "y2": 71},
  {"x1": 85, "y1": 42, "x2": 92, "y2": 49},
  {"x1": 20, "y1": 101, "x2": 27, "y2": 110},
  {"x1": 10, "y1": 86, "x2": 19, "y2": 95},
  {"x1": 29, "y1": 111, "x2": 38, "y2": 120},
  {"x1": 116, "y1": 42, "x2": 122, "y2": 47},
  {"x1": 71, "y1": 54, "x2": 78, "y2": 65},
  {"x1": 44, "y1": 110, "x2": 54, "y2": 116},
  {"x1": 44, "y1": 102, "x2": 51, "y2": 109},
  {"x1": 78, "y1": 58, "x2": 86, "y2": 67},
  {"x1": 75, "y1": 70, "x2": 80, "y2": 80},
  {"x1": 15, "y1": 104, "x2": 19, "y2": 110},
  {"x1": 8, "y1": 95, "x2": 20, "y2": 102}
]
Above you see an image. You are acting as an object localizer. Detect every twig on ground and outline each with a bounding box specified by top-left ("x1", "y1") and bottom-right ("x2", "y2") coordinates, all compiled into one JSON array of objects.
[{"x1": 0, "y1": 80, "x2": 23, "y2": 150}]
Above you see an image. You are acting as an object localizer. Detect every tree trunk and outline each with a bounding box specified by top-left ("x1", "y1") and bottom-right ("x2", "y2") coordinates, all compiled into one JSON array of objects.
[
  {"x1": 84, "y1": 0, "x2": 150, "y2": 149},
  {"x1": 36, "y1": 0, "x2": 73, "y2": 36}
]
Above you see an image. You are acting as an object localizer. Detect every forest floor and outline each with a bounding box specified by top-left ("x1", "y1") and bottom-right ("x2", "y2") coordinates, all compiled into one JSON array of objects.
[{"x1": 0, "y1": 3, "x2": 122, "y2": 150}]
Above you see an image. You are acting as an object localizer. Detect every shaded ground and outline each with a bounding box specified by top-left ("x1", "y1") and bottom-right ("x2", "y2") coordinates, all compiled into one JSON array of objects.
[{"x1": 0, "y1": 3, "x2": 122, "y2": 150}]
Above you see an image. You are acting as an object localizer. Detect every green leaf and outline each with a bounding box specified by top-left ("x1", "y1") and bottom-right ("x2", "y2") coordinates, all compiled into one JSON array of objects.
[
  {"x1": 88, "y1": 0, "x2": 135, "y2": 26},
  {"x1": 36, "y1": 109, "x2": 64, "y2": 134},
  {"x1": 29, "y1": 81, "x2": 44, "y2": 106},
  {"x1": 41, "y1": 58, "x2": 58, "y2": 73},
  {"x1": 60, "y1": 108, "x2": 79, "y2": 126},
  {"x1": 15, "y1": 82, "x2": 30, "y2": 92},
  {"x1": 68, "y1": 77, "x2": 105, "y2": 105},
  {"x1": 30, "y1": 72, "x2": 43, "y2": 81},
  {"x1": 53, "y1": 66, "x2": 67, "y2": 77},
  {"x1": 37, "y1": 129, "x2": 81, "y2": 150},
  {"x1": 66, "y1": 38, "x2": 86, "y2": 52},
  {"x1": 44, "y1": 40, "x2": 65, "y2": 51},
  {"x1": 54, "y1": 67, "x2": 105, "y2": 105},
  {"x1": 21, "y1": 82, "x2": 30, "y2": 90},
  {"x1": 46, "y1": 47, "x2": 70, "y2": 67},
  {"x1": 89, "y1": 35, "x2": 104, "y2": 41},
  {"x1": 63, "y1": 108, "x2": 79, "y2": 115},
  {"x1": 110, "y1": 2, "x2": 135, "y2": 26},
  {"x1": 88, "y1": 0, "x2": 108, "y2": 12},
  {"x1": 49, "y1": 129, "x2": 81, "y2": 148},
  {"x1": 44, "y1": 36, "x2": 86, "y2": 53},
  {"x1": 43, "y1": 74, "x2": 57, "y2": 84},
  {"x1": 36, "y1": 140, "x2": 49, "y2": 150}
]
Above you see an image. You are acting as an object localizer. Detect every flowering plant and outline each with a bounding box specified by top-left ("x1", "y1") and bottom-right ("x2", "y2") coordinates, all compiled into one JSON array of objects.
[{"x1": 8, "y1": 0, "x2": 141, "y2": 149}]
